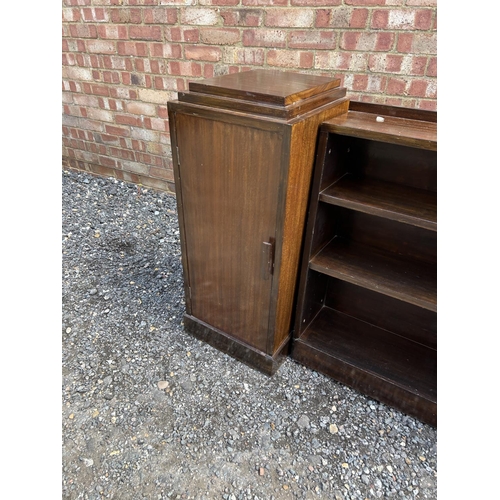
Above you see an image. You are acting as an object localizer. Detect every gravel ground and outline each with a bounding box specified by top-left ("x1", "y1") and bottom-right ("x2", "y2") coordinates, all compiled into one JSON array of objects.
[{"x1": 62, "y1": 169, "x2": 437, "y2": 500}]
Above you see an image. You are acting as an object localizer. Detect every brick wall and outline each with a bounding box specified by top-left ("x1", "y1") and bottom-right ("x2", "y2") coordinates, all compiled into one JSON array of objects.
[{"x1": 62, "y1": 0, "x2": 437, "y2": 193}]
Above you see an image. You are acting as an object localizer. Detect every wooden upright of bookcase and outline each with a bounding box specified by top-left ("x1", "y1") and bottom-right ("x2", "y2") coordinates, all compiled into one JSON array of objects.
[
  {"x1": 292, "y1": 103, "x2": 437, "y2": 426},
  {"x1": 168, "y1": 70, "x2": 349, "y2": 375}
]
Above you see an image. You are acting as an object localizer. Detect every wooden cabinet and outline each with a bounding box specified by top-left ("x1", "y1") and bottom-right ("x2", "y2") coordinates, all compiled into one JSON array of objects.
[
  {"x1": 167, "y1": 69, "x2": 349, "y2": 374},
  {"x1": 291, "y1": 103, "x2": 437, "y2": 425}
]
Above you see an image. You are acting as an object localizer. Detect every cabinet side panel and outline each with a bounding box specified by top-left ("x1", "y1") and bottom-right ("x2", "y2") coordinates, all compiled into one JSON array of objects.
[
  {"x1": 175, "y1": 112, "x2": 283, "y2": 352},
  {"x1": 168, "y1": 104, "x2": 192, "y2": 314},
  {"x1": 272, "y1": 99, "x2": 350, "y2": 352}
]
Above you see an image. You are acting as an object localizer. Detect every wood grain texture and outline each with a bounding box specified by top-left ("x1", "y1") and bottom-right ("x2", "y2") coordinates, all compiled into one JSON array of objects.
[
  {"x1": 310, "y1": 237, "x2": 437, "y2": 312},
  {"x1": 348, "y1": 101, "x2": 437, "y2": 123},
  {"x1": 189, "y1": 69, "x2": 341, "y2": 106},
  {"x1": 178, "y1": 87, "x2": 347, "y2": 119},
  {"x1": 323, "y1": 111, "x2": 437, "y2": 151},
  {"x1": 299, "y1": 307, "x2": 436, "y2": 401},
  {"x1": 320, "y1": 175, "x2": 437, "y2": 231},
  {"x1": 324, "y1": 279, "x2": 437, "y2": 350},
  {"x1": 270, "y1": 98, "x2": 350, "y2": 352},
  {"x1": 174, "y1": 111, "x2": 283, "y2": 352}
]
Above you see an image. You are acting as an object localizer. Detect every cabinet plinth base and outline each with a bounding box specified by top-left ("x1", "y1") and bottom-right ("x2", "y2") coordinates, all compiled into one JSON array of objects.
[
  {"x1": 183, "y1": 314, "x2": 289, "y2": 376},
  {"x1": 292, "y1": 337, "x2": 437, "y2": 427}
]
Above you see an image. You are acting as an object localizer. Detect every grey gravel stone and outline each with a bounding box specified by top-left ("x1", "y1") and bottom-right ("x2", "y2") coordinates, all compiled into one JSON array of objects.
[{"x1": 62, "y1": 170, "x2": 437, "y2": 500}]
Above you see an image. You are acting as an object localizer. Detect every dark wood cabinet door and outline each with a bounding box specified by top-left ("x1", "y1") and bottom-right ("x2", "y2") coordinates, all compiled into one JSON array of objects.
[{"x1": 173, "y1": 111, "x2": 285, "y2": 353}]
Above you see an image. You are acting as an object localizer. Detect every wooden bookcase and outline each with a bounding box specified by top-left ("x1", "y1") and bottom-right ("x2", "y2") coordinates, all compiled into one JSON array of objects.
[
  {"x1": 167, "y1": 70, "x2": 349, "y2": 374},
  {"x1": 291, "y1": 103, "x2": 437, "y2": 426}
]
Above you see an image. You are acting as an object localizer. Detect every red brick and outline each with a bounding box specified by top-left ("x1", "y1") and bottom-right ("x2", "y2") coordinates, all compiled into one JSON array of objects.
[
  {"x1": 153, "y1": 76, "x2": 179, "y2": 91},
  {"x1": 340, "y1": 32, "x2": 360, "y2": 50},
  {"x1": 419, "y1": 100, "x2": 437, "y2": 111},
  {"x1": 200, "y1": 28, "x2": 241, "y2": 45},
  {"x1": 415, "y1": 9, "x2": 433, "y2": 29},
  {"x1": 69, "y1": 24, "x2": 97, "y2": 38},
  {"x1": 158, "y1": 106, "x2": 169, "y2": 119},
  {"x1": 386, "y1": 10, "x2": 416, "y2": 29},
  {"x1": 149, "y1": 166, "x2": 174, "y2": 182},
  {"x1": 102, "y1": 55, "x2": 126, "y2": 71},
  {"x1": 345, "y1": 0, "x2": 385, "y2": 4},
  {"x1": 79, "y1": 118, "x2": 105, "y2": 133},
  {"x1": 185, "y1": 45, "x2": 222, "y2": 62},
  {"x1": 134, "y1": 58, "x2": 146, "y2": 72},
  {"x1": 144, "y1": 8, "x2": 178, "y2": 24},
  {"x1": 126, "y1": 101, "x2": 157, "y2": 116},
  {"x1": 144, "y1": 117, "x2": 167, "y2": 132},
  {"x1": 97, "y1": 25, "x2": 128, "y2": 39},
  {"x1": 103, "y1": 71, "x2": 120, "y2": 84},
  {"x1": 386, "y1": 55, "x2": 403, "y2": 72},
  {"x1": 224, "y1": 47, "x2": 265, "y2": 66},
  {"x1": 371, "y1": 10, "x2": 388, "y2": 29},
  {"x1": 243, "y1": 0, "x2": 287, "y2": 5},
  {"x1": 408, "y1": 79, "x2": 428, "y2": 97},
  {"x1": 375, "y1": 33, "x2": 395, "y2": 51},
  {"x1": 110, "y1": 8, "x2": 142, "y2": 24},
  {"x1": 314, "y1": 10, "x2": 330, "y2": 28},
  {"x1": 407, "y1": 0, "x2": 436, "y2": 5},
  {"x1": 150, "y1": 60, "x2": 163, "y2": 73},
  {"x1": 62, "y1": 8, "x2": 81, "y2": 22},
  {"x1": 86, "y1": 40, "x2": 116, "y2": 54},
  {"x1": 129, "y1": 25, "x2": 163, "y2": 41},
  {"x1": 164, "y1": 43, "x2": 182, "y2": 58},
  {"x1": 411, "y1": 56, "x2": 428, "y2": 75},
  {"x1": 168, "y1": 61, "x2": 203, "y2": 77},
  {"x1": 220, "y1": 8, "x2": 263, "y2": 26},
  {"x1": 397, "y1": 33, "x2": 413, "y2": 53},
  {"x1": 64, "y1": 0, "x2": 91, "y2": 5},
  {"x1": 181, "y1": 8, "x2": 220, "y2": 26},
  {"x1": 82, "y1": 7, "x2": 107, "y2": 22},
  {"x1": 351, "y1": 9, "x2": 368, "y2": 28},
  {"x1": 265, "y1": 9, "x2": 314, "y2": 27},
  {"x1": 117, "y1": 41, "x2": 148, "y2": 56},
  {"x1": 288, "y1": 30, "x2": 336, "y2": 49},
  {"x1": 98, "y1": 156, "x2": 117, "y2": 169},
  {"x1": 366, "y1": 75, "x2": 387, "y2": 92},
  {"x1": 204, "y1": 64, "x2": 215, "y2": 79},
  {"x1": 267, "y1": 50, "x2": 314, "y2": 69},
  {"x1": 386, "y1": 77, "x2": 407, "y2": 95},
  {"x1": 397, "y1": 33, "x2": 436, "y2": 54},
  {"x1": 291, "y1": 0, "x2": 340, "y2": 4},
  {"x1": 105, "y1": 124, "x2": 131, "y2": 137},
  {"x1": 108, "y1": 147, "x2": 136, "y2": 160},
  {"x1": 315, "y1": 51, "x2": 352, "y2": 71},
  {"x1": 199, "y1": 0, "x2": 240, "y2": 5},
  {"x1": 91, "y1": 84, "x2": 110, "y2": 96},
  {"x1": 368, "y1": 54, "x2": 403, "y2": 73},
  {"x1": 243, "y1": 29, "x2": 287, "y2": 47},
  {"x1": 426, "y1": 57, "x2": 437, "y2": 77},
  {"x1": 385, "y1": 97, "x2": 404, "y2": 107},
  {"x1": 352, "y1": 74, "x2": 368, "y2": 91},
  {"x1": 166, "y1": 27, "x2": 200, "y2": 43}
]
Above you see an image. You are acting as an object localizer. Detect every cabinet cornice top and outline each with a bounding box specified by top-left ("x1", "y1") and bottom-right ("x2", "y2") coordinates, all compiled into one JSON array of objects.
[
  {"x1": 177, "y1": 69, "x2": 346, "y2": 120},
  {"x1": 188, "y1": 69, "x2": 340, "y2": 106}
]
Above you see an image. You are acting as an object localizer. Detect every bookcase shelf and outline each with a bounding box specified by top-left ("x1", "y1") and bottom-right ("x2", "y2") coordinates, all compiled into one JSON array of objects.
[
  {"x1": 320, "y1": 175, "x2": 437, "y2": 231},
  {"x1": 292, "y1": 103, "x2": 437, "y2": 426}
]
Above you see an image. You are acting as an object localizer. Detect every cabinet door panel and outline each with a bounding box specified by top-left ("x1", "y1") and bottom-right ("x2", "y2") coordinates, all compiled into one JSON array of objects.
[{"x1": 174, "y1": 112, "x2": 283, "y2": 352}]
